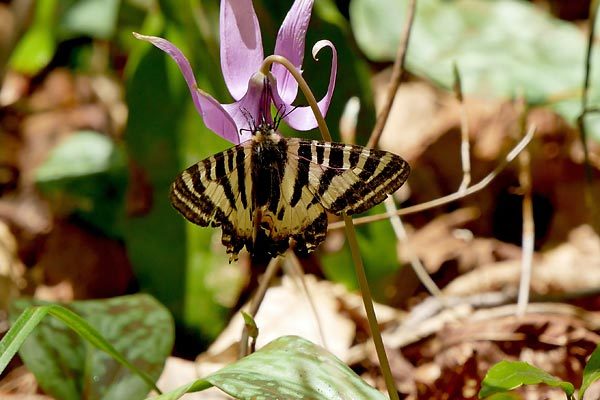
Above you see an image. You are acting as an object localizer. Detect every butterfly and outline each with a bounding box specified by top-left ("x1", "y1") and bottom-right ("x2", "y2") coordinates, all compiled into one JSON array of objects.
[{"x1": 170, "y1": 123, "x2": 410, "y2": 262}]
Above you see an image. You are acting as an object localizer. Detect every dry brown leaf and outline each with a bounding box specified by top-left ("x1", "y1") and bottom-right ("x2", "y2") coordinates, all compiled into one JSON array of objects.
[
  {"x1": 34, "y1": 220, "x2": 133, "y2": 300},
  {"x1": 444, "y1": 225, "x2": 600, "y2": 296},
  {"x1": 0, "y1": 220, "x2": 25, "y2": 311},
  {"x1": 196, "y1": 275, "x2": 355, "y2": 378},
  {"x1": 152, "y1": 357, "x2": 232, "y2": 400}
]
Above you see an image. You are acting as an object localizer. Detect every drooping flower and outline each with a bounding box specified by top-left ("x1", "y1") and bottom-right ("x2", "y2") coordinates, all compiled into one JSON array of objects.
[{"x1": 134, "y1": 0, "x2": 337, "y2": 145}]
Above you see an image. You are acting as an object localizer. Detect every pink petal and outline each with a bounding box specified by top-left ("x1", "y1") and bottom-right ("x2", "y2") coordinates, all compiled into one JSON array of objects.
[
  {"x1": 220, "y1": 0, "x2": 264, "y2": 101},
  {"x1": 197, "y1": 88, "x2": 243, "y2": 144},
  {"x1": 275, "y1": 40, "x2": 337, "y2": 131},
  {"x1": 272, "y1": 0, "x2": 314, "y2": 104},
  {"x1": 133, "y1": 33, "x2": 240, "y2": 144},
  {"x1": 222, "y1": 73, "x2": 272, "y2": 143}
]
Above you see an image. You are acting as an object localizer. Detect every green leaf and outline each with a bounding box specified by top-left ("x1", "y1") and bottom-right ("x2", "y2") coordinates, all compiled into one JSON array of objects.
[
  {"x1": 149, "y1": 336, "x2": 386, "y2": 400},
  {"x1": 8, "y1": 295, "x2": 173, "y2": 400},
  {"x1": 9, "y1": 0, "x2": 59, "y2": 74},
  {"x1": 35, "y1": 131, "x2": 128, "y2": 238},
  {"x1": 350, "y1": 0, "x2": 600, "y2": 140},
  {"x1": 124, "y1": 18, "x2": 237, "y2": 344},
  {"x1": 59, "y1": 0, "x2": 121, "y2": 39},
  {"x1": 580, "y1": 343, "x2": 600, "y2": 397},
  {"x1": 321, "y1": 203, "x2": 401, "y2": 300},
  {"x1": 485, "y1": 393, "x2": 523, "y2": 400},
  {"x1": 479, "y1": 361, "x2": 575, "y2": 399},
  {"x1": 241, "y1": 312, "x2": 258, "y2": 340}
]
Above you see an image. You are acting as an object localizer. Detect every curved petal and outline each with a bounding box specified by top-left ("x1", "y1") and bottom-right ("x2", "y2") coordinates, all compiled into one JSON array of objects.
[
  {"x1": 220, "y1": 0, "x2": 264, "y2": 101},
  {"x1": 133, "y1": 33, "x2": 240, "y2": 144},
  {"x1": 222, "y1": 73, "x2": 272, "y2": 143},
  {"x1": 272, "y1": 0, "x2": 314, "y2": 104},
  {"x1": 197, "y1": 88, "x2": 242, "y2": 144},
  {"x1": 275, "y1": 40, "x2": 337, "y2": 131}
]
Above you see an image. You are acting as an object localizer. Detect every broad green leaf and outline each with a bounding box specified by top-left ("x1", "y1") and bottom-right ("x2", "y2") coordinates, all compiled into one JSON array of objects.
[
  {"x1": 350, "y1": 0, "x2": 600, "y2": 140},
  {"x1": 479, "y1": 361, "x2": 575, "y2": 399},
  {"x1": 35, "y1": 131, "x2": 128, "y2": 238},
  {"x1": 124, "y1": 15, "x2": 238, "y2": 344},
  {"x1": 59, "y1": 0, "x2": 121, "y2": 39},
  {"x1": 580, "y1": 343, "x2": 600, "y2": 397},
  {"x1": 321, "y1": 203, "x2": 401, "y2": 300},
  {"x1": 9, "y1": 0, "x2": 58, "y2": 74},
  {"x1": 9, "y1": 295, "x2": 173, "y2": 400},
  {"x1": 149, "y1": 336, "x2": 386, "y2": 400}
]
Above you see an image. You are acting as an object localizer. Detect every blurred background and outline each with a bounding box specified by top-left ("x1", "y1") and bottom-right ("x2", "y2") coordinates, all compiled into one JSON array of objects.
[{"x1": 0, "y1": 0, "x2": 599, "y2": 398}]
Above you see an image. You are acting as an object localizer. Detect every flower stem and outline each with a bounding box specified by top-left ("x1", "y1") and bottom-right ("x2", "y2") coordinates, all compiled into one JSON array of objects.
[{"x1": 261, "y1": 55, "x2": 399, "y2": 400}]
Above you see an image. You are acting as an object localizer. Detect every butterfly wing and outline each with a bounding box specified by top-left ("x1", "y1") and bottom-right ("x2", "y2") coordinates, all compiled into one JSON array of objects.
[
  {"x1": 287, "y1": 139, "x2": 410, "y2": 216},
  {"x1": 170, "y1": 136, "x2": 410, "y2": 261},
  {"x1": 170, "y1": 142, "x2": 253, "y2": 261},
  {"x1": 258, "y1": 138, "x2": 410, "y2": 256}
]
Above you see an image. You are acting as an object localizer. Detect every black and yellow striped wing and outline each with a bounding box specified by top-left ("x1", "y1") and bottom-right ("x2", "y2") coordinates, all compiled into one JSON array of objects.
[
  {"x1": 170, "y1": 134, "x2": 410, "y2": 262},
  {"x1": 170, "y1": 143, "x2": 254, "y2": 259}
]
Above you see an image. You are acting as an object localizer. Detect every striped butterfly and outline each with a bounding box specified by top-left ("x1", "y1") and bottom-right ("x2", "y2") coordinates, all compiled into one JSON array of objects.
[{"x1": 170, "y1": 123, "x2": 410, "y2": 262}]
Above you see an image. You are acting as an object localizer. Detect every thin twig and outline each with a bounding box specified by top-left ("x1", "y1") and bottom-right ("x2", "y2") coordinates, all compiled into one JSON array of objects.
[
  {"x1": 576, "y1": 0, "x2": 599, "y2": 228},
  {"x1": 238, "y1": 257, "x2": 281, "y2": 358},
  {"x1": 384, "y1": 197, "x2": 443, "y2": 297},
  {"x1": 366, "y1": 0, "x2": 417, "y2": 149},
  {"x1": 285, "y1": 253, "x2": 328, "y2": 349},
  {"x1": 515, "y1": 103, "x2": 534, "y2": 317},
  {"x1": 453, "y1": 64, "x2": 471, "y2": 192},
  {"x1": 329, "y1": 126, "x2": 536, "y2": 230},
  {"x1": 343, "y1": 215, "x2": 399, "y2": 400}
]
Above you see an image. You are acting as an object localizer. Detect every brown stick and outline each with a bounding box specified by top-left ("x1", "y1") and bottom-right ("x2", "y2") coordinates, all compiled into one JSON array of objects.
[{"x1": 366, "y1": 0, "x2": 417, "y2": 149}]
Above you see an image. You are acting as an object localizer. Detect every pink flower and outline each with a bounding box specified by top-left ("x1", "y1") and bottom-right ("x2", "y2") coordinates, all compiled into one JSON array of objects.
[{"x1": 134, "y1": 0, "x2": 337, "y2": 145}]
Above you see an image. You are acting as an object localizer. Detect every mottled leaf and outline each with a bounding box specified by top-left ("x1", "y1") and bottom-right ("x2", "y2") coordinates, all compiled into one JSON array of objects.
[
  {"x1": 10, "y1": 295, "x2": 173, "y2": 400},
  {"x1": 149, "y1": 336, "x2": 386, "y2": 400}
]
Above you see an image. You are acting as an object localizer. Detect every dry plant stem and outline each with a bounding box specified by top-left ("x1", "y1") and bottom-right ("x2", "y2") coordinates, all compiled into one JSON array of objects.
[
  {"x1": 285, "y1": 253, "x2": 328, "y2": 349},
  {"x1": 261, "y1": 55, "x2": 400, "y2": 400},
  {"x1": 343, "y1": 214, "x2": 398, "y2": 400},
  {"x1": 366, "y1": 0, "x2": 417, "y2": 149},
  {"x1": 516, "y1": 129, "x2": 534, "y2": 316},
  {"x1": 329, "y1": 126, "x2": 536, "y2": 230},
  {"x1": 577, "y1": 0, "x2": 599, "y2": 227},
  {"x1": 384, "y1": 197, "x2": 442, "y2": 297},
  {"x1": 238, "y1": 257, "x2": 281, "y2": 358},
  {"x1": 453, "y1": 64, "x2": 471, "y2": 192}
]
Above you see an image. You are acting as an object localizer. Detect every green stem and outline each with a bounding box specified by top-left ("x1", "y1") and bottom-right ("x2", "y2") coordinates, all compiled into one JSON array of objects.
[{"x1": 261, "y1": 55, "x2": 399, "y2": 400}]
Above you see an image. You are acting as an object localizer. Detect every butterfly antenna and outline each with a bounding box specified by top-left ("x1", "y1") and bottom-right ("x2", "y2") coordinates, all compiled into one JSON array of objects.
[{"x1": 240, "y1": 108, "x2": 257, "y2": 135}]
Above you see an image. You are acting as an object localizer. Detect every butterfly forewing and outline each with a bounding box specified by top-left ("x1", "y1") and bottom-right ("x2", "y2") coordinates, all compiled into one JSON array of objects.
[
  {"x1": 170, "y1": 130, "x2": 410, "y2": 261},
  {"x1": 170, "y1": 143, "x2": 254, "y2": 259},
  {"x1": 288, "y1": 139, "x2": 410, "y2": 215}
]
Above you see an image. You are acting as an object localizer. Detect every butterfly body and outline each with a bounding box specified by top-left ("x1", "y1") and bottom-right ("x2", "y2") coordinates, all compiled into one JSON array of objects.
[{"x1": 170, "y1": 126, "x2": 410, "y2": 262}]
